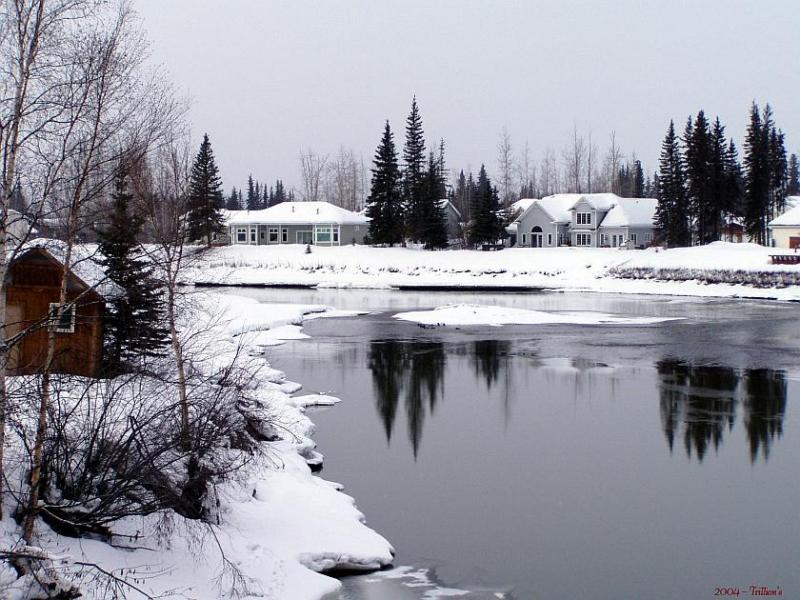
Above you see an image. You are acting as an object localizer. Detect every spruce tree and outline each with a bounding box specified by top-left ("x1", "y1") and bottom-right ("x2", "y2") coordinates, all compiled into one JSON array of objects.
[
  {"x1": 788, "y1": 154, "x2": 800, "y2": 196},
  {"x1": 744, "y1": 103, "x2": 771, "y2": 244},
  {"x1": 655, "y1": 120, "x2": 690, "y2": 247},
  {"x1": 246, "y1": 175, "x2": 258, "y2": 210},
  {"x1": 98, "y1": 168, "x2": 168, "y2": 372},
  {"x1": 467, "y1": 165, "x2": 503, "y2": 248},
  {"x1": 632, "y1": 160, "x2": 645, "y2": 198},
  {"x1": 187, "y1": 133, "x2": 225, "y2": 245},
  {"x1": 768, "y1": 125, "x2": 788, "y2": 214},
  {"x1": 402, "y1": 96, "x2": 426, "y2": 242},
  {"x1": 366, "y1": 121, "x2": 404, "y2": 246},
  {"x1": 684, "y1": 111, "x2": 712, "y2": 244},
  {"x1": 707, "y1": 117, "x2": 729, "y2": 242},
  {"x1": 725, "y1": 140, "x2": 745, "y2": 218},
  {"x1": 225, "y1": 187, "x2": 241, "y2": 210},
  {"x1": 420, "y1": 152, "x2": 449, "y2": 249},
  {"x1": 437, "y1": 138, "x2": 448, "y2": 198}
]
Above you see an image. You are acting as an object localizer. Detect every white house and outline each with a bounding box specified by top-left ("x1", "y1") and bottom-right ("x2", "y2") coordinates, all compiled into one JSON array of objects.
[
  {"x1": 511, "y1": 193, "x2": 658, "y2": 248},
  {"x1": 768, "y1": 197, "x2": 800, "y2": 249},
  {"x1": 226, "y1": 201, "x2": 369, "y2": 246}
]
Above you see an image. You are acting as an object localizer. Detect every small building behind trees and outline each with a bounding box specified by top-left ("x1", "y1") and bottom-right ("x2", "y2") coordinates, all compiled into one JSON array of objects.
[
  {"x1": 5, "y1": 246, "x2": 115, "y2": 377},
  {"x1": 768, "y1": 198, "x2": 800, "y2": 249}
]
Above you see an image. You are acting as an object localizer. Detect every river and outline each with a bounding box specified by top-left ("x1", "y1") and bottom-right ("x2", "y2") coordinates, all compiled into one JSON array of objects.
[{"x1": 226, "y1": 287, "x2": 800, "y2": 600}]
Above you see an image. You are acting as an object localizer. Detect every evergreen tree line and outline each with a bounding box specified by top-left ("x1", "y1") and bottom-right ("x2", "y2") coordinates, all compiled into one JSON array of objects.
[
  {"x1": 366, "y1": 97, "x2": 504, "y2": 249},
  {"x1": 655, "y1": 103, "x2": 793, "y2": 247},
  {"x1": 225, "y1": 176, "x2": 292, "y2": 211}
]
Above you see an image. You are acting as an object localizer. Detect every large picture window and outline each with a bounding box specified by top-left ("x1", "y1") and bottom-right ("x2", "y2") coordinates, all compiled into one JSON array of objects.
[
  {"x1": 49, "y1": 303, "x2": 75, "y2": 333},
  {"x1": 268, "y1": 227, "x2": 279, "y2": 243},
  {"x1": 576, "y1": 212, "x2": 592, "y2": 225},
  {"x1": 575, "y1": 233, "x2": 592, "y2": 246},
  {"x1": 236, "y1": 227, "x2": 247, "y2": 243},
  {"x1": 316, "y1": 226, "x2": 332, "y2": 243}
]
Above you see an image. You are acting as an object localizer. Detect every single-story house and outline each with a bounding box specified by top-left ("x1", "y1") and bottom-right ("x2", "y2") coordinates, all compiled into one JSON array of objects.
[
  {"x1": 768, "y1": 199, "x2": 800, "y2": 249},
  {"x1": 511, "y1": 193, "x2": 658, "y2": 248},
  {"x1": 226, "y1": 201, "x2": 369, "y2": 246},
  {"x1": 5, "y1": 244, "x2": 115, "y2": 377}
]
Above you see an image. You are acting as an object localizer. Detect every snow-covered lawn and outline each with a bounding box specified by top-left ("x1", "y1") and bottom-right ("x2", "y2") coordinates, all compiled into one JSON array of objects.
[
  {"x1": 1, "y1": 292, "x2": 392, "y2": 600},
  {"x1": 183, "y1": 242, "x2": 800, "y2": 301},
  {"x1": 394, "y1": 304, "x2": 681, "y2": 326}
]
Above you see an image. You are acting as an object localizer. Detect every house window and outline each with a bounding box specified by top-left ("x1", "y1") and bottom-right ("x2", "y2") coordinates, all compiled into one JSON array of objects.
[
  {"x1": 644, "y1": 233, "x2": 652, "y2": 242},
  {"x1": 558, "y1": 233, "x2": 565, "y2": 246},
  {"x1": 250, "y1": 228, "x2": 257, "y2": 243},
  {"x1": 547, "y1": 233, "x2": 553, "y2": 246},
  {"x1": 576, "y1": 212, "x2": 592, "y2": 225},
  {"x1": 236, "y1": 227, "x2": 247, "y2": 243},
  {"x1": 522, "y1": 233, "x2": 527, "y2": 246},
  {"x1": 268, "y1": 227, "x2": 279, "y2": 243},
  {"x1": 49, "y1": 303, "x2": 75, "y2": 333},
  {"x1": 333, "y1": 227, "x2": 340, "y2": 243},
  {"x1": 630, "y1": 233, "x2": 638, "y2": 245},
  {"x1": 576, "y1": 233, "x2": 592, "y2": 246},
  {"x1": 600, "y1": 233, "x2": 608, "y2": 247},
  {"x1": 282, "y1": 228, "x2": 288, "y2": 243},
  {"x1": 297, "y1": 230, "x2": 312, "y2": 244},
  {"x1": 316, "y1": 226, "x2": 332, "y2": 243}
]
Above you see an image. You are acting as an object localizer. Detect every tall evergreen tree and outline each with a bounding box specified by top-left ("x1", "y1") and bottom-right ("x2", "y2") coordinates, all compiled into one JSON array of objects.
[
  {"x1": 706, "y1": 117, "x2": 731, "y2": 242},
  {"x1": 684, "y1": 111, "x2": 712, "y2": 244},
  {"x1": 246, "y1": 175, "x2": 258, "y2": 210},
  {"x1": 788, "y1": 153, "x2": 800, "y2": 196},
  {"x1": 366, "y1": 121, "x2": 404, "y2": 245},
  {"x1": 187, "y1": 133, "x2": 225, "y2": 245},
  {"x1": 655, "y1": 120, "x2": 690, "y2": 247},
  {"x1": 768, "y1": 125, "x2": 788, "y2": 214},
  {"x1": 436, "y1": 138, "x2": 448, "y2": 197},
  {"x1": 402, "y1": 96, "x2": 427, "y2": 242},
  {"x1": 744, "y1": 103, "x2": 771, "y2": 244},
  {"x1": 98, "y1": 168, "x2": 168, "y2": 371},
  {"x1": 632, "y1": 160, "x2": 645, "y2": 198},
  {"x1": 420, "y1": 152, "x2": 449, "y2": 249},
  {"x1": 467, "y1": 165, "x2": 503, "y2": 247}
]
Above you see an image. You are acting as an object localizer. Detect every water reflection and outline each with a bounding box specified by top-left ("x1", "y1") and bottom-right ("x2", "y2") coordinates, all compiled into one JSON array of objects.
[{"x1": 657, "y1": 360, "x2": 787, "y2": 462}]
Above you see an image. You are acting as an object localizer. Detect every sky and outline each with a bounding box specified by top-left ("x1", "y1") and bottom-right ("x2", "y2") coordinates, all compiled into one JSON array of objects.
[{"x1": 134, "y1": 0, "x2": 800, "y2": 194}]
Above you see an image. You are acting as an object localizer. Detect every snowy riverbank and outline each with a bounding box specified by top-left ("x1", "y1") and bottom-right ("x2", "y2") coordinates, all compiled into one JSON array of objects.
[
  {"x1": 1, "y1": 292, "x2": 392, "y2": 600},
  {"x1": 183, "y1": 242, "x2": 800, "y2": 301}
]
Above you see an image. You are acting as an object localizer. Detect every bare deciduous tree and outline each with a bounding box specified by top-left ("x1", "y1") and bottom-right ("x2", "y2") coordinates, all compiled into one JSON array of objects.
[
  {"x1": 298, "y1": 148, "x2": 328, "y2": 202},
  {"x1": 497, "y1": 127, "x2": 515, "y2": 208},
  {"x1": 562, "y1": 124, "x2": 585, "y2": 193},
  {"x1": 605, "y1": 131, "x2": 623, "y2": 195}
]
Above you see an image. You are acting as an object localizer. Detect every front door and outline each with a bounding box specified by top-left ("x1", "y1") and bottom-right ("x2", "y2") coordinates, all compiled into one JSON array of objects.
[
  {"x1": 296, "y1": 230, "x2": 313, "y2": 244},
  {"x1": 790, "y1": 236, "x2": 800, "y2": 249},
  {"x1": 532, "y1": 233, "x2": 543, "y2": 248}
]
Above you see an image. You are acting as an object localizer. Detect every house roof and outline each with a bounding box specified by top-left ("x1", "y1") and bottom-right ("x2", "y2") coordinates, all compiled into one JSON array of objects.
[
  {"x1": 569, "y1": 193, "x2": 620, "y2": 211},
  {"x1": 769, "y1": 204, "x2": 800, "y2": 227},
  {"x1": 599, "y1": 197, "x2": 658, "y2": 228},
  {"x1": 510, "y1": 198, "x2": 536, "y2": 214},
  {"x1": 514, "y1": 195, "x2": 577, "y2": 225},
  {"x1": 14, "y1": 239, "x2": 123, "y2": 299},
  {"x1": 226, "y1": 201, "x2": 369, "y2": 226},
  {"x1": 438, "y1": 198, "x2": 462, "y2": 218}
]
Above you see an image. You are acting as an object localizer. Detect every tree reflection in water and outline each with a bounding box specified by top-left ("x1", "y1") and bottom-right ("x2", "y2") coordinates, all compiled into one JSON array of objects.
[
  {"x1": 368, "y1": 339, "x2": 511, "y2": 458},
  {"x1": 657, "y1": 359, "x2": 787, "y2": 462}
]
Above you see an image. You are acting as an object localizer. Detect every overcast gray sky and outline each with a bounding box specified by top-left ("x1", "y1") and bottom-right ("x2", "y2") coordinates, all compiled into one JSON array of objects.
[{"x1": 135, "y1": 0, "x2": 799, "y2": 193}]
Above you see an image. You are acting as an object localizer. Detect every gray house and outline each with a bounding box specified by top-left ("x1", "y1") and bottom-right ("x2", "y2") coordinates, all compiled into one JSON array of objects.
[
  {"x1": 439, "y1": 199, "x2": 463, "y2": 240},
  {"x1": 512, "y1": 193, "x2": 657, "y2": 248},
  {"x1": 226, "y1": 201, "x2": 369, "y2": 246}
]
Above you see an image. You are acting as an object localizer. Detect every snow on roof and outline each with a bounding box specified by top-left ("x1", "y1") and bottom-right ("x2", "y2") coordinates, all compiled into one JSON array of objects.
[
  {"x1": 514, "y1": 195, "x2": 578, "y2": 224},
  {"x1": 511, "y1": 198, "x2": 536, "y2": 214},
  {"x1": 570, "y1": 193, "x2": 620, "y2": 211},
  {"x1": 226, "y1": 202, "x2": 369, "y2": 226},
  {"x1": 599, "y1": 197, "x2": 658, "y2": 228},
  {"x1": 16, "y1": 238, "x2": 123, "y2": 299},
  {"x1": 769, "y1": 203, "x2": 800, "y2": 227},
  {"x1": 438, "y1": 198, "x2": 462, "y2": 218}
]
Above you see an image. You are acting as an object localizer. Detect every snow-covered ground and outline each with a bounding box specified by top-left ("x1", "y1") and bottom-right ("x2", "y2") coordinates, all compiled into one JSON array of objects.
[
  {"x1": 1, "y1": 292, "x2": 392, "y2": 600},
  {"x1": 183, "y1": 242, "x2": 800, "y2": 301}
]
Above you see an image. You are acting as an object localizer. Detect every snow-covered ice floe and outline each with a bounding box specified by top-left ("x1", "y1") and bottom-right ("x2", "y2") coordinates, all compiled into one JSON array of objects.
[{"x1": 394, "y1": 304, "x2": 682, "y2": 327}]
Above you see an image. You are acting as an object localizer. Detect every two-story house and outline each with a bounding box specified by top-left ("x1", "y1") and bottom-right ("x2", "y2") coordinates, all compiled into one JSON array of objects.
[{"x1": 511, "y1": 193, "x2": 658, "y2": 248}]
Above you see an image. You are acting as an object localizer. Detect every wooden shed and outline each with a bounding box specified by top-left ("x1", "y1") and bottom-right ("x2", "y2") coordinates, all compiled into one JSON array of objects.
[{"x1": 5, "y1": 247, "x2": 107, "y2": 377}]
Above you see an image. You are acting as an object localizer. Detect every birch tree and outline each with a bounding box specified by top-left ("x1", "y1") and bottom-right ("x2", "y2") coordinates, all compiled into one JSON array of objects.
[
  {"x1": 497, "y1": 127, "x2": 515, "y2": 209},
  {"x1": 298, "y1": 148, "x2": 328, "y2": 202}
]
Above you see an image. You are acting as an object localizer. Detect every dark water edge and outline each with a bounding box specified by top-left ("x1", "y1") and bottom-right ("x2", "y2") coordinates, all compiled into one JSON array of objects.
[{"x1": 225, "y1": 288, "x2": 800, "y2": 599}]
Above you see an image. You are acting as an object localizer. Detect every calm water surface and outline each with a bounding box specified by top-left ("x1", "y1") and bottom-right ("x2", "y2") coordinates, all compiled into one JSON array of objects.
[{"x1": 228, "y1": 288, "x2": 800, "y2": 600}]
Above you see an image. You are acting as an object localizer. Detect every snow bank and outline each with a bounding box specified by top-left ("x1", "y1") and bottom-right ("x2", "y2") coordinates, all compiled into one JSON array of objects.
[
  {"x1": 1, "y1": 291, "x2": 392, "y2": 600},
  {"x1": 182, "y1": 243, "x2": 800, "y2": 301},
  {"x1": 394, "y1": 304, "x2": 680, "y2": 327}
]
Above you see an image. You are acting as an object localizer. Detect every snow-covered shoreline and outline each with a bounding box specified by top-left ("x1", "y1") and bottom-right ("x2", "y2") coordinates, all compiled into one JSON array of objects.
[
  {"x1": 183, "y1": 243, "x2": 800, "y2": 302},
  {"x1": 1, "y1": 292, "x2": 393, "y2": 600}
]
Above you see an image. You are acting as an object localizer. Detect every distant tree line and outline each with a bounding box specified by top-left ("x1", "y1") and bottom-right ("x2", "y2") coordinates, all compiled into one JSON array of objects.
[{"x1": 655, "y1": 103, "x2": 793, "y2": 247}]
